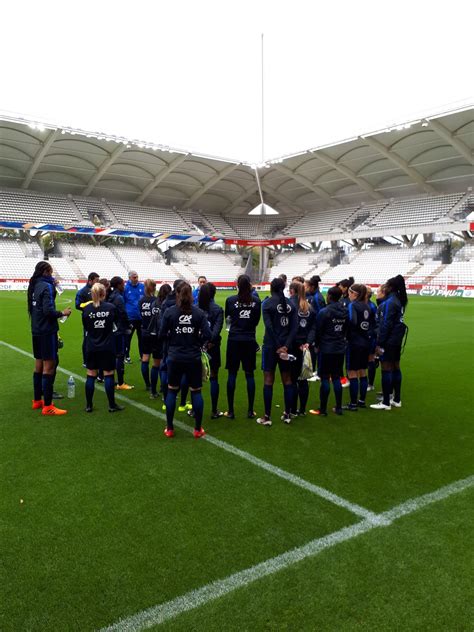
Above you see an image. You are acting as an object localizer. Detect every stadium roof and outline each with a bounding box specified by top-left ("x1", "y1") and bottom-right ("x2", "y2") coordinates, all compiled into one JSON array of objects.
[{"x1": 0, "y1": 106, "x2": 472, "y2": 218}]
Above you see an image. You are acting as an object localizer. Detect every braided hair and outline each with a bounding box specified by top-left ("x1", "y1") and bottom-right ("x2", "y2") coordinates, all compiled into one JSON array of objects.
[
  {"x1": 270, "y1": 277, "x2": 287, "y2": 317},
  {"x1": 27, "y1": 261, "x2": 52, "y2": 316},
  {"x1": 386, "y1": 275, "x2": 408, "y2": 308}
]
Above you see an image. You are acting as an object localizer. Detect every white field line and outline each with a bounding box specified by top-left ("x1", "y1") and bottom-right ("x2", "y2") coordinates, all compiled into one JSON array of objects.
[
  {"x1": 0, "y1": 340, "x2": 381, "y2": 524},
  {"x1": 100, "y1": 474, "x2": 474, "y2": 632}
]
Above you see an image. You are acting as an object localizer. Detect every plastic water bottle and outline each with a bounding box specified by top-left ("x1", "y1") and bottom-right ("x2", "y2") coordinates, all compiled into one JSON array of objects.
[
  {"x1": 67, "y1": 376, "x2": 75, "y2": 399},
  {"x1": 225, "y1": 316, "x2": 231, "y2": 332}
]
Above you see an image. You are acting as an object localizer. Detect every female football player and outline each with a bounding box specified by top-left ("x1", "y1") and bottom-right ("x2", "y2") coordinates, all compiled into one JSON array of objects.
[
  {"x1": 109, "y1": 276, "x2": 133, "y2": 390},
  {"x1": 224, "y1": 274, "x2": 261, "y2": 419},
  {"x1": 311, "y1": 286, "x2": 348, "y2": 416},
  {"x1": 199, "y1": 283, "x2": 224, "y2": 418},
  {"x1": 139, "y1": 279, "x2": 163, "y2": 398},
  {"x1": 28, "y1": 261, "x2": 71, "y2": 415},
  {"x1": 159, "y1": 282, "x2": 211, "y2": 437},
  {"x1": 289, "y1": 281, "x2": 315, "y2": 416},
  {"x1": 82, "y1": 283, "x2": 124, "y2": 413},
  {"x1": 257, "y1": 277, "x2": 297, "y2": 426},
  {"x1": 344, "y1": 283, "x2": 374, "y2": 410},
  {"x1": 371, "y1": 275, "x2": 408, "y2": 410}
]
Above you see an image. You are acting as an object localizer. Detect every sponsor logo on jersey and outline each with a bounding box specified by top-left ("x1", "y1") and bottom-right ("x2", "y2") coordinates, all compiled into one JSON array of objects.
[
  {"x1": 277, "y1": 303, "x2": 291, "y2": 314},
  {"x1": 178, "y1": 314, "x2": 193, "y2": 324},
  {"x1": 239, "y1": 309, "x2": 251, "y2": 318}
]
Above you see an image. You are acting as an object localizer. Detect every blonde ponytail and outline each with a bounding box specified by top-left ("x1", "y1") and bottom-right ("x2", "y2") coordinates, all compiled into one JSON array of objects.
[{"x1": 91, "y1": 282, "x2": 106, "y2": 308}]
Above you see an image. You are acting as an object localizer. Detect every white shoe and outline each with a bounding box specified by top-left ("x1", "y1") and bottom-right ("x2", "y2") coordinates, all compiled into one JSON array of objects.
[
  {"x1": 390, "y1": 399, "x2": 402, "y2": 408},
  {"x1": 281, "y1": 414, "x2": 291, "y2": 424},
  {"x1": 307, "y1": 373, "x2": 320, "y2": 382},
  {"x1": 367, "y1": 385, "x2": 375, "y2": 392},
  {"x1": 256, "y1": 417, "x2": 272, "y2": 426},
  {"x1": 370, "y1": 403, "x2": 391, "y2": 410}
]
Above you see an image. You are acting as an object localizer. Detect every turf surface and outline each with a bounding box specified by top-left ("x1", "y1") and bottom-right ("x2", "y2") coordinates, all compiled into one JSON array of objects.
[{"x1": 0, "y1": 290, "x2": 473, "y2": 631}]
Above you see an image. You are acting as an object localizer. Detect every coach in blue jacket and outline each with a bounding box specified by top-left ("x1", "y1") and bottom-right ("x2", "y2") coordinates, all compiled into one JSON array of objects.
[{"x1": 124, "y1": 270, "x2": 145, "y2": 361}]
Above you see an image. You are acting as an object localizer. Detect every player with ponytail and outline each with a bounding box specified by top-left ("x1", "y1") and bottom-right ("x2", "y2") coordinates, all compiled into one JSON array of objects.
[
  {"x1": 257, "y1": 277, "x2": 297, "y2": 426},
  {"x1": 370, "y1": 274, "x2": 408, "y2": 410}
]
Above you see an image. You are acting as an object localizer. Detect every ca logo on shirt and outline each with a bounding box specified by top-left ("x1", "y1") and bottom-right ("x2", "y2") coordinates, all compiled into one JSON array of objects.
[
  {"x1": 178, "y1": 314, "x2": 193, "y2": 324},
  {"x1": 239, "y1": 309, "x2": 251, "y2": 319}
]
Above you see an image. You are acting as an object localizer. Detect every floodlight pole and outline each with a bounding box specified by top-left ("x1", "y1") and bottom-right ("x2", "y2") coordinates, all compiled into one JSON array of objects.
[{"x1": 261, "y1": 32, "x2": 265, "y2": 163}]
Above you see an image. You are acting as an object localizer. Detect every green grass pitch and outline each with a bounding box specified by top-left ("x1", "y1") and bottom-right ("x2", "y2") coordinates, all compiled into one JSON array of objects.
[{"x1": 0, "y1": 290, "x2": 473, "y2": 631}]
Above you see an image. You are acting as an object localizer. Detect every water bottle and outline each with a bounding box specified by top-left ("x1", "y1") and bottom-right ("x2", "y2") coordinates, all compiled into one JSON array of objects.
[
  {"x1": 225, "y1": 316, "x2": 231, "y2": 332},
  {"x1": 279, "y1": 352, "x2": 297, "y2": 361},
  {"x1": 67, "y1": 376, "x2": 75, "y2": 399},
  {"x1": 59, "y1": 312, "x2": 69, "y2": 324}
]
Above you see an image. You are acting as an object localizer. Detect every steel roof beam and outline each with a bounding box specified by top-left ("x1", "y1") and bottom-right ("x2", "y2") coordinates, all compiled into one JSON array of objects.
[
  {"x1": 22, "y1": 129, "x2": 59, "y2": 189},
  {"x1": 427, "y1": 118, "x2": 474, "y2": 165},
  {"x1": 136, "y1": 153, "x2": 189, "y2": 204},
  {"x1": 183, "y1": 163, "x2": 238, "y2": 209},
  {"x1": 313, "y1": 151, "x2": 382, "y2": 200},
  {"x1": 83, "y1": 145, "x2": 126, "y2": 196},
  {"x1": 273, "y1": 164, "x2": 342, "y2": 207},
  {"x1": 362, "y1": 136, "x2": 437, "y2": 194}
]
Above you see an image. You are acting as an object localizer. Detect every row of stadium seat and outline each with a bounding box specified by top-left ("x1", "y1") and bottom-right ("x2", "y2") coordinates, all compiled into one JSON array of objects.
[
  {"x1": 1, "y1": 187, "x2": 471, "y2": 239},
  {"x1": 1, "y1": 237, "x2": 472, "y2": 285}
]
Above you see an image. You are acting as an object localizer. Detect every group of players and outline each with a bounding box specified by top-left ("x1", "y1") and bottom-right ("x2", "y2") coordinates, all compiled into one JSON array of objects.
[{"x1": 28, "y1": 262, "x2": 408, "y2": 437}]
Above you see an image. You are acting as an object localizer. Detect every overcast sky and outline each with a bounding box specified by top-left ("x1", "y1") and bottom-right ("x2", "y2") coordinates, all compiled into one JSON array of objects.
[{"x1": 1, "y1": 0, "x2": 473, "y2": 162}]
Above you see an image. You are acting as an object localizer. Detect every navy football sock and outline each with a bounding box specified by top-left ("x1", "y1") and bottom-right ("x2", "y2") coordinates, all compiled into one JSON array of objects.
[
  {"x1": 180, "y1": 379, "x2": 189, "y2": 407},
  {"x1": 359, "y1": 376, "x2": 368, "y2": 402},
  {"x1": 333, "y1": 377, "x2": 343, "y2": 409},
  {"x1": 392, "y1": 369, "x2": 402, "y2": 402},
  {"x1": 283, "y1": 384, "x2": 294, "y2": 415},
  {"x1": 150, "y1": 366, "x2": 159, "y2": 395},
  {"x1": 165, "y1": 390, "x2": 178, "y2": 430},
  {"x1": 104, "y1": 375, "x2": 116, "y2": 407},
  {"x1": 191, "y1": 390, "x2": 204, "y2": 430},
  {"x1": 141, "y1": 361, "x2": 150, "y2": 388},
  {"x1": 368, "y1": 360, "x2": 376, "y2": 386},
  {"x1": 160, "y1": 369, "x2": 168, "y2": 399},
  {"x1": 227, "y1": 372, "x2": 237, "y2": 413},
  {"x1": 349, "y1": 377, "x2": 359, "y2": 405},
  {"x1": 263, "y1": 384, "x2": 273, "y2": 418},
  {"x1": 85, "y1": 375, "x2": 95, "y2": 408},
  {"x1": 33, "y1": 372, "x2": 42, "y2": 401},
  {"x1": 210, "y1": 377, "x2": 219, "y2": 413},
  {"x1": 245, "y1": 372, "x2": 255, "y2": 412},
  {"x1": 319, "y1": 378, "x2": 330, "y2": 413},
  {"x1": 42, "y1": 374, "x2": 54, "y2": 406},
  {"x1": 381, "y1": 370, "x2": 392, "y2": 406},
  {"x1": 116, "y1": 356, "x2": 124, "y2": 385},
  {"x1": 298, "y1": 380, "x2": 309, "y2": 413}
]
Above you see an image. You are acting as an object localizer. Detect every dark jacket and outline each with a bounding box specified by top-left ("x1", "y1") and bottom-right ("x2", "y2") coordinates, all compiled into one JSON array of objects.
[
  {"x1": 159, "y1": 305, "x2": 211, "y2": 362},
  {"x1": 108, "y1": 288, "x2": 129, "y2": 335},
  {"x1": 124, "y1": 280, "x2": 145, "y2": 321},
  {"x1": 340, "y1": 295, "x2": 351, "y2": 308},
  {"x1": 203, "y1": 300, "x2": 224, "y2": 345},
  {"x1": 161, "y1": 291, "x2": 178, "y2": 312},
  {"x1": 307, "y1": 290, "x2": 326, "y2": 315},
  {"x1": 139, "y1": 295, "x2": 162, "y2": 337},
  {"x1": 314, "y1": 301, "x2": 348, "y2": 354},
  {"x1": 377, "y1": 292, "x2": 407, "y2": 347},
  {"x1": 262, "y1": 294, "x2": 297, "y2": 349},
  {"x1": 75, "y1": 282, "x2": 93, "y2": 311},
  {"x1": 347, "y1": 300, "x2": 375, "y2": 348},
  {"x1": 225, "y1": 294, "x2": 261, "y2": 342},
  {"x1": 82, "y1": 301, "x2": 116, "y2": 353},
  {"x1": 30, "y1": 277, "x2": 62, "y2": 336},
  {"x1": 290, "y1": 296, "x2": 316, "y2": 346}
]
